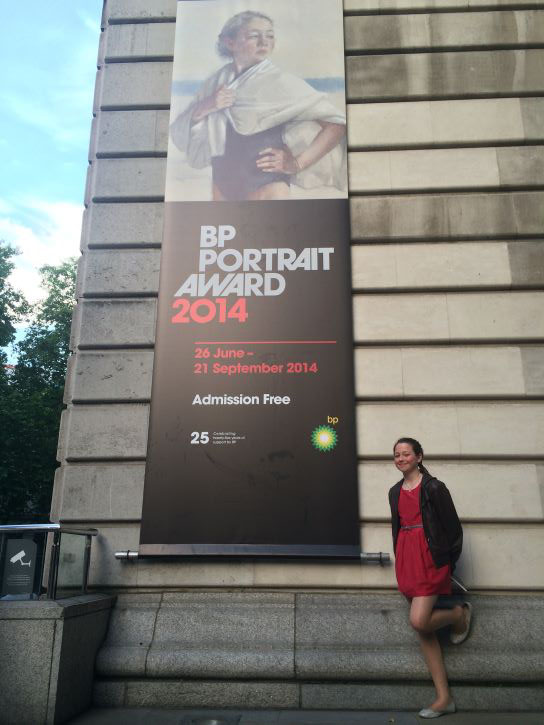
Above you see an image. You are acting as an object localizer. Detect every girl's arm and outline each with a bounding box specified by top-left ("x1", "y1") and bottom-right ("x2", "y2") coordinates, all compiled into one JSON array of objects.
[
  {"x1": 256, "y1": 121, "x2": 346, "y2": 174},
  {"x1": 295, "y1": 121, "x2": 346, "y2": 172},
  {"x1": 432, "y1": 482, "x2": 463, "y2": 568}
]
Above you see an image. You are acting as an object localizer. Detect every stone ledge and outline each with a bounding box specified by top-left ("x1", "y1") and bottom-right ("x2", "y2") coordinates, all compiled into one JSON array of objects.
[
  {"x1": 0, "y1": 594, "x2": 115, "y2": 724},
  {"x1": 97, "y1": 592, "x2": 295, "y2": 680},
  {"x1": 93, "y1": 592, "x2": 544, "y2": 684},
  {"x1": 0, "y1": 593, "x2": 115, "y2": 620},
  {"x1": 295, "y1": 593, "x2": 544, "y2": 681}
]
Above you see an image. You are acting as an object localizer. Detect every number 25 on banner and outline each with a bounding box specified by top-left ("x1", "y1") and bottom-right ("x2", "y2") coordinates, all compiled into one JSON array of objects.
[
  {"x1": 190, "y1": 432, "x2": 209, "y2": 444},
  {"x1": 172, "y1": 298, "x2": 248, "y2": 324}
]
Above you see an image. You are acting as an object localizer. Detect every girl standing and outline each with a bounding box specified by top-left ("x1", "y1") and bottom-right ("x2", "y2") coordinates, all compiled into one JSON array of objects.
[{"x1": 389, "y1": 437, "x2": 472, "y2": 719}]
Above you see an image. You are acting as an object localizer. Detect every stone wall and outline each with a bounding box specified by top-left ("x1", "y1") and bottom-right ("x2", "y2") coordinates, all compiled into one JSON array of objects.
[{"x1": 51, "y1": 0, "x2": 544, "y2": 592}]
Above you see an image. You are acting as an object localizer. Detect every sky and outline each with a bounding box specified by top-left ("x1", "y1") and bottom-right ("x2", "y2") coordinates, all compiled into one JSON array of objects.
[{"x1": 0, "y1": 2, "x2": 103, "y2": 317}]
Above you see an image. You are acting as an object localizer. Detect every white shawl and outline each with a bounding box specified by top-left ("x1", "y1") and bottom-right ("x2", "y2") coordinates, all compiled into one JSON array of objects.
[{"x1": 170, "y1": 59, "x2": 347, "y2": 192}]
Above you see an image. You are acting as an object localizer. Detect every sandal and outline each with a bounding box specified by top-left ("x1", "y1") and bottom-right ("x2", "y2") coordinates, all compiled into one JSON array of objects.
[
  {"x1": 419, "y1": 701, "x2": 456, "y2": 718},
  {"x1": 450, "y1": 602, "x2": 472, "y2": 644}
]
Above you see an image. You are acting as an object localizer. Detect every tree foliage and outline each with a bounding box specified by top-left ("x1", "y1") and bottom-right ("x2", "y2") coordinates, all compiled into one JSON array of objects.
[
  {"x1": 0, "y1": 245, "x2": 76, "y2": 523},
  {"x1": 0, "y1": 241, "x2": 28, "y2": 350}
]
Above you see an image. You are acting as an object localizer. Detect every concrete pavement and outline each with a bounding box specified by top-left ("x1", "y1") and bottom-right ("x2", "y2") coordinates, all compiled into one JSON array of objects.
[{"x1": 70, "y1": 708, "x2": 544, "y2": 724}]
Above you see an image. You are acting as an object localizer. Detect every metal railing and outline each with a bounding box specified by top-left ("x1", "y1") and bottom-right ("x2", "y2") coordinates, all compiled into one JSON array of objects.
[{"x1": 0, "y1": 524, "x2": 98, "y2": 600}]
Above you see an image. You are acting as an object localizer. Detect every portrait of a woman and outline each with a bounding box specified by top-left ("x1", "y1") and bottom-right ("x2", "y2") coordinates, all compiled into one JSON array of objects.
[{"x1": 169, "y1": 9, "x2": 347, "y2": 201}]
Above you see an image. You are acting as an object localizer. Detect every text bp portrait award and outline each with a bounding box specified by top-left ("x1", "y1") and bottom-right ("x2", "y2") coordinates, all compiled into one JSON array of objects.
[{"x1": 139, "y1": 0, "x2": 359, "y2": 557}]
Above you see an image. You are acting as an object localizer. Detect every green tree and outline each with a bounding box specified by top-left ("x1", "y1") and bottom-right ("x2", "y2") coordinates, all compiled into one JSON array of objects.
[
  {"x1": 13, "y1": 260, "x2": 76, "y2": 391},
  {"x1": 0, "y1": 241, "x2": 28, "y2": 350},
  {"x1": 0, "y1": 241, "x2": 28, "y2": 420},
  {"x1": 0, "y1": 256, "x2": 76, "y2": 523}
]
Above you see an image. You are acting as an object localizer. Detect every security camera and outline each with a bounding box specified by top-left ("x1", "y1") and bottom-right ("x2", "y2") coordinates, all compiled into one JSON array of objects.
[{"x1": 10, "y1": 550, "x2": 31, "y2": 567}]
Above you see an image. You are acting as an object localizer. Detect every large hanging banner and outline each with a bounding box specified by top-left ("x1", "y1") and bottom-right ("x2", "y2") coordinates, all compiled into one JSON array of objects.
[{"x1": 139, "y1": 0, "x2": 359, "y2": 557}]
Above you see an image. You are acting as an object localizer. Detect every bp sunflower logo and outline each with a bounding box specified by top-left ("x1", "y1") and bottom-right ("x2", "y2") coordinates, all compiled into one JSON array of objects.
[{"x1": 311, "y1": 425, "x2": 337, "y2": 452}]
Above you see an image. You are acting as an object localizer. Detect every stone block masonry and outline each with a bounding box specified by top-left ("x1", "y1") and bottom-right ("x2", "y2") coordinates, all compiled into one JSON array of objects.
[{"x1": 53, "y1": 0, "x2": 544, "y2": 592}]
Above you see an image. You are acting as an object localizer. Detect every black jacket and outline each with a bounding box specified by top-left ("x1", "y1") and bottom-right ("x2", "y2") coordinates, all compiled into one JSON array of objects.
[{"x1": 388, "y1": 471, "x2": 463, "y2": 570}]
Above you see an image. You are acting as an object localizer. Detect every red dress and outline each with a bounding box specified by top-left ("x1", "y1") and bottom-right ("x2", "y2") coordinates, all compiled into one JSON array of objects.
[{"x1": 395, "y1": 483, "x2": 451, "y2": 598}]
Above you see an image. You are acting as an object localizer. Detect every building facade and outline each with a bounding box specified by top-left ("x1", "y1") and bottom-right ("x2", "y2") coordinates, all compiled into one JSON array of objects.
[{"x1": 51, "y1": 0, "x2": 544, "y2": 711}]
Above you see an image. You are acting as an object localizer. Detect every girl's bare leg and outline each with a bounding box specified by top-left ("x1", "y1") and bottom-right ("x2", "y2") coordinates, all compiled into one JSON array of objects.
[
  {"x1": 247, "y1": 182, "x2": 289, "y2": 200},
  {"x1": 410, "y1": 596, "x2": 457, "y2": 710},
  {"x1": 418, "y1": 630, "x2": 452, "y2": 710},
  {"x1": 410, "y1": 596, "x2": 467, "y2": 635}
]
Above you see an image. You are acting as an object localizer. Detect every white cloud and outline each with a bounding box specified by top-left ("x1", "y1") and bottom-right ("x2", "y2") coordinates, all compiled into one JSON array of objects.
[
  {"x1": 77, "y1": 9, "x2": 102, "y2": 35},
  {"x1": 0, "y1": 200, "x2": 82, "y2": 304}
]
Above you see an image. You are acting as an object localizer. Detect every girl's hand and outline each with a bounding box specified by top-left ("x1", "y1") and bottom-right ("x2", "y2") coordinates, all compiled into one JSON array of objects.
[
  {"x1": 192, "y1": 85, "x2": 235, "y2": 121},
  {"x1": 256, "y1": 147, "x2": 300, "y2": 175},
  {"x1": 213, "y1": 85, "x2": 236, "y2": 111}
]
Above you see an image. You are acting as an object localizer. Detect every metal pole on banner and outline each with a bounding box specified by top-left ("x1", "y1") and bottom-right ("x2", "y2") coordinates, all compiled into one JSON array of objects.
[{"x1": 115, "y1": 550, "x2": 391, "y2": 564}]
